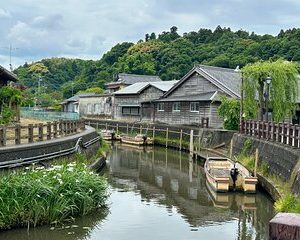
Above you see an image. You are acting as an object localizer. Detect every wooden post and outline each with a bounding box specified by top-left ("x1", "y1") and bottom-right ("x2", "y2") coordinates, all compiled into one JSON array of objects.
[
  {"x1": 152, "y1": 126, "x2": 155, "y2": 141},
  {"x1": 28, "y1": 124, "x2": 34, "y2": 143},
  {"x1": 166, "y1": 128, "x2": 169, "y2": 148},
  {"x1": 15, "y1": 124, "x2": 21, "y2": 145},
  {"x1": 105, "y1": 123, "x2": 108, "y2": 130},
  {"x1": 229, "y1": 138, "x2": 233, "y2": 159},
  {"x1": 127, "y1": 124, "x2": 129, "y2": 135},
  {"x1": 254, "y1": 148, "x2": 259, "y2": 177},
  {"x1": 53, "y1": 121, "x2": 58, "y2": 138},
  {"x1": 59, "y1": 121, "x2": 63, "y2": 136},
  {"x1": 140, "y1": 125, "x2": 142, "y2": 135},
  {"x1": 189, "y1": 129, "x2": 194, "y2": 155},
  {"x1": 179, "y1": 129, "x2": 183, "y2": 151},
  {"x1": 96, "y1": 122, "x2": 99, "y2": 130},
  {"x1": 0, "y1": 126, "x2": 6, "y2": 147},
  {"x1": 116, "y1": 124, "x2": 119, "y2": 135},
  {"x1": 47, "y1": 122, "x2": 51, "y2": 140},
  {"x1": 269, "y1": 213, "x2": 300, "y2": 240},
  {"x1": 38, "y1": 123, "x2": 43, "y2": 141}
]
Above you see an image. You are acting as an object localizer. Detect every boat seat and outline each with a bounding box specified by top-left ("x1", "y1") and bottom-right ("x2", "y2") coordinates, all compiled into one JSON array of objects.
[{"x1": 209, "y1": 168, "x2": 231, "y2": 177}]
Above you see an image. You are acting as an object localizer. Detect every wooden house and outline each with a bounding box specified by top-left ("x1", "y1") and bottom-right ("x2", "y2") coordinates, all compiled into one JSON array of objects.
[
  {"x1": 113, "y1": 81, "x2": 178, "y2": 122},
  {"x1": 154, "y1": 65, "x2": 241, "y2": 128},
  {"x1": 0, "y1": 65, "x2": 17, "y2": 87},
  {"x1": 105, "y1": 73, "x2": 162, "y2": 93}
]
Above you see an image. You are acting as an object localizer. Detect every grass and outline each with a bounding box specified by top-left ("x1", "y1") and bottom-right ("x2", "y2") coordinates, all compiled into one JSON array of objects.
[
  {"x1": 0, "y1": 160, "x2": 108, "y2": 230},
  {"x1": 236, "y1": 139, "x2": 299, "y2": 213}
]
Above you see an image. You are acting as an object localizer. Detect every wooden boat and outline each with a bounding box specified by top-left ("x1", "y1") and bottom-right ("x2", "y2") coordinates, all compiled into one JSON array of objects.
[
  {"x1": 100, "y1": 130, "x2": 115, "y2": 141},
  {"x1": 204, "y1": 157, "x2": 257, "y2": 193},
  {"x1": 206, "y1": 181, "x2": 256, "y2": 210},
  {"x1": 120, "y1": 134, "x2": 153, "y2": 146}
]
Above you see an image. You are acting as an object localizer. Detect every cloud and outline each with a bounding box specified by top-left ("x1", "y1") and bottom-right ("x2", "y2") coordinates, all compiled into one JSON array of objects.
[
  {"x1": 1, "y1": 0, "x2": 300, "y2": 69},
  {"x1": 0, "y1": 8, "x2": 10, "y2": 18}
]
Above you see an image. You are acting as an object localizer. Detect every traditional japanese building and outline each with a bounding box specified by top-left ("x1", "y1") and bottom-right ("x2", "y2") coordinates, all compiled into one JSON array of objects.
[
  {"x1": 105, "y1": 73, "x2": 162, "y2": 93},
  {"x1": 113, "y1": 81, "x2": 178, "y2": 122},
  {"x1": 153, "y1": 65, "x2": 241, "y2": 128}
]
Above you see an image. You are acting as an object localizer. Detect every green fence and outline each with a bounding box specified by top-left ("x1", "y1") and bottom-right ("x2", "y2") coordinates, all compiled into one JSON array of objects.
[{"x1": 21, "y1": 108, "x2": 79, "y2": 121}]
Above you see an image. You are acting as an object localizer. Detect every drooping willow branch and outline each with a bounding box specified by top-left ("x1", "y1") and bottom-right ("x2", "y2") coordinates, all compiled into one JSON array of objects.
[{"x1": 242, "y1": 60, "x2": 298, "y2": 122}]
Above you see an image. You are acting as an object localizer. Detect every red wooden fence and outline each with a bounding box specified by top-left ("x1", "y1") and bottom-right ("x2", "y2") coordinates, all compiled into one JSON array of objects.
[{"x1": 241, "y1": 120, "x2": 300, "y2": 148}]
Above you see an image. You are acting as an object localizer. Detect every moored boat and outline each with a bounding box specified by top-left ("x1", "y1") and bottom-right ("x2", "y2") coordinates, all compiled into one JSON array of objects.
[
  {"x1": 100, "y1": 130, "x2": 115, "y2": 141},
  {"x1": 204, "y1": 157, "x2": 257, "y2": 193},
  {"x1": 120, "y1": 134, "x2": 153, "y2": 146}
]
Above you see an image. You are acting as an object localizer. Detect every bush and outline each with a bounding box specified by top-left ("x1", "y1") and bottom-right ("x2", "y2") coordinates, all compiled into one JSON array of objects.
[{"x1": 0, "y1": 162, "x2": 108, "y2": 230}]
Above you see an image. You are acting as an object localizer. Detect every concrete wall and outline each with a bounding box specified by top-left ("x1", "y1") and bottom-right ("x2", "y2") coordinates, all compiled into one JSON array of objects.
[
  {"x1": 232, "y1": 133, "x2": 300, "y2": 194},
  {"x1": 79, "y1": 95, "x2": 112, "y2": 118},
  {"x1": 0, "y1": 126, "x2": 100, "y2": 168}
]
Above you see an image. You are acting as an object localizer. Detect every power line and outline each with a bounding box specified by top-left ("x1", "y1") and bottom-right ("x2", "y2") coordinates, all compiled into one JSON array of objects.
[{"x1": 0, "y1": 44, "x2": 19, "y2": 71}]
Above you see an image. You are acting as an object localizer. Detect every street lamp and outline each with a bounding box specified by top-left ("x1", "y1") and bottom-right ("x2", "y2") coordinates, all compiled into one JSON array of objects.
[
  {"x1": 264, "y1": 76, "x2": 272, "y2": 122},
  {"x1": 234, "y1": 66, "x2": 244, "y2": 133}
]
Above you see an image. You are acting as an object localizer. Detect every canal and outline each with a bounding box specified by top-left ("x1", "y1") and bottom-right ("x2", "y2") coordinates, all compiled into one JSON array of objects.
[{"x1": 0, "y1": 143, "x2": 275, "y2": 240}]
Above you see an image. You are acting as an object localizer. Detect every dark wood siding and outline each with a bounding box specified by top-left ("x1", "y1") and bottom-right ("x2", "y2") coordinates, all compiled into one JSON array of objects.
[
  {"x1": 114, "y1": 86, "x2": 164, "y2": 122},
  {"x1": 168, "y1": 73, "x2": 219, "y2": 98}
]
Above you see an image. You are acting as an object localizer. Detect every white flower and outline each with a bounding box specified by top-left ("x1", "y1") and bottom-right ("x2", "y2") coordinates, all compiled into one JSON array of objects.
[{"x1": 89, "y1": 189, "x2": 93, "y2": 193}]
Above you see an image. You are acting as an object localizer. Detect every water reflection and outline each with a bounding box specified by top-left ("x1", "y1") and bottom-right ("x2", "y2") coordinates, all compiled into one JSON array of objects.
[
  {"x1": 107, "y1": 143, "x2": 274, "y2": 240},
  {"x1": 0, "y1": 143, "x2": 274, "y2": 240}
]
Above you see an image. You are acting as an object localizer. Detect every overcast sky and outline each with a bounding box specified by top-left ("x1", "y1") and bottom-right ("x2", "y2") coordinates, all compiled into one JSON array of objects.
[{"x1": 1, "y1": 0, "x2": 300, "y2": 69}]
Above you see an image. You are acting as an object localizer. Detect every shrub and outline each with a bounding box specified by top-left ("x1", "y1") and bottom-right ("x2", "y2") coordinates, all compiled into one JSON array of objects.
[{"x1": 0, "y1": 162, "x2": 108, "y2": 230}]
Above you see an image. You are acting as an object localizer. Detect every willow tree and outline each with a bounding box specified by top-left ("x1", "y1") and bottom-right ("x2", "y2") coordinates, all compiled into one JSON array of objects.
[{"x1": 242, "y1": 60, "x2": 298, "y2": 122}]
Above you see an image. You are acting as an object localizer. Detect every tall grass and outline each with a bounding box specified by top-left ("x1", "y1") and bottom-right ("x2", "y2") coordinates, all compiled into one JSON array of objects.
[{"x1": 0, "y1": 162, "x2": 108, "y2": 230}]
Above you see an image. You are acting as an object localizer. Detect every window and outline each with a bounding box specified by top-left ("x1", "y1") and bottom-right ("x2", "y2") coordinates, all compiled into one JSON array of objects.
[
  {"x1": 87, "y1": 104, "x2": 92, "y2": 114},
  {"x1": 122, "y1": 107, "x2": 140, "y2": 116},
  {"x1": 190, "y1": 102, "x2": 200, "y2": 112},
  {"x1": 172, "y1": 102, "x2": 180, "y2": 112},
  {"x1": 158, "y1": 103, "x2": 164, "y2": 111},
  {"x1": 94, "y1": 103, "x2": 101, "y2": 114}
]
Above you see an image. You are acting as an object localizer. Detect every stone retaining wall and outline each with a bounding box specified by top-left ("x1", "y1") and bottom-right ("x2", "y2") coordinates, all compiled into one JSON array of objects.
[
  {"x1": 85, "y1": 118, "x2": 234, "y2": 149},
  {"x1": 232, "y1": 133, "x2": 300, "y2": 194}
]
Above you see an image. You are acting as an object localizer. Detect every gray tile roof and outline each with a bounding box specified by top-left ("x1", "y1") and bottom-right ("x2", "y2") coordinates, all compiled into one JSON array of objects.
[
  {"x1": 114, "y1": 80, "x2": 178, "y2": 95},
  {"x1": 155, "y1": 91, "x2": 221, "y2": 102},
  {"x1": 164, "y1": 65, "x2": 241, "y2": 99},
  {"x1": 106, "y1": 73, "x2": 162, "y2": 86},
  {"x1": 197, "y1": 65, "x2": 241, "y2": 98},
  {"x1": 61, "y1": 93, "x2": 96, "y2": 104},
  {"x1": 0, "y1": 65, "x2": 18, "y2": 82}
]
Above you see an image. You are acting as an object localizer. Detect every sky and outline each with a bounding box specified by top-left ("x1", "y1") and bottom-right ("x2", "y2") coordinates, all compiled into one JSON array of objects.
[{"x1": 1, "y1": 0, "x2": 300, "y2": 69}]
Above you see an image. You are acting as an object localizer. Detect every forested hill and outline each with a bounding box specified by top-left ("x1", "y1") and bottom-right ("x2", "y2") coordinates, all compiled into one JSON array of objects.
[{"x1": 14, "y1": 26, "x2": 300, "y2": 99}]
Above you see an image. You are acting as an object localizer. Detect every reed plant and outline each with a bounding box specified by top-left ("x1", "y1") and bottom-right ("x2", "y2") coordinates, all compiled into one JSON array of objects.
[{"x1": 0, "y1": 162, "x2": 108, "y2": 230}]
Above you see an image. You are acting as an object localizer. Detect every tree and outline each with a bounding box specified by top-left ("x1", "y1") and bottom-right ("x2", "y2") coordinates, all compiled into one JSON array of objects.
[
  {"x1": 0, "y1": 86, "x2": 23, "y2": 124},
  {"x1": 218, "y1": 96, "x2": 240, "y2": 130},
  {"x1": 77, "y1": 87, "x2": 104, "y2": 95},
  {"x1": 150, "y1": 32, "x2": 156, "y2": 40},
  {"x1": 242, "y1": 59, "x2": 298, "y2": 122}
]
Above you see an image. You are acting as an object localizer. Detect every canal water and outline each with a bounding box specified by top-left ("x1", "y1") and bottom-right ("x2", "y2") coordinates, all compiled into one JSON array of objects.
[{"x1": 0, "y1": 143, "x2": 274, "y2": 240}]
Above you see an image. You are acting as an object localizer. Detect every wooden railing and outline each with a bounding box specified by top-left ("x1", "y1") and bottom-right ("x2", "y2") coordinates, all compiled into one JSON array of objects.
[
  {"x1": 241, "y1": 120, "x2": 300, "y2": 148},
  {"x1": 0, "y1": 120, "x2": 85, "y2": 147}
]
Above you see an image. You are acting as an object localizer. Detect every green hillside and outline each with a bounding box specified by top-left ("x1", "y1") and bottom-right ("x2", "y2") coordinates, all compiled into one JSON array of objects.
[{"x1": 14, "y1": 25, "x2": 300, "y2": 104}]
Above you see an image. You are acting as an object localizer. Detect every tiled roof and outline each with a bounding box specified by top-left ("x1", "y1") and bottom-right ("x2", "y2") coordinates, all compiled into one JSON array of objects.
[
  {"x1": 155, "y1": 91, "x2": 221, "y2": 102},
  {"x1": 106, "y1": 73, "x2": 162, "y2": 86},
  {"x1": 62, "y1": 93, "x2": 97, "y2": 104},
  {"x1": 0, "y1": 65, "x2": 18, "y2": 82},
  {"x1": 197, "y1": 65, "x2": 241, "y2": 98},
  {"x1": 114, "y1": 80, "x2": 178, "y2": 95},
  {"x1": 164, "y1": 65, "x2": 241, "y2": 99}
]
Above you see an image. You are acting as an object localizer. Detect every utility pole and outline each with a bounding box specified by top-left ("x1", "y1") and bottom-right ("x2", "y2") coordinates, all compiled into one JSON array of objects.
[{"x1": 1, "y1": 44, "x2": 19, "y2": 71}]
